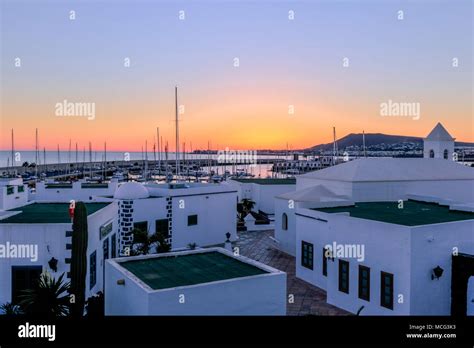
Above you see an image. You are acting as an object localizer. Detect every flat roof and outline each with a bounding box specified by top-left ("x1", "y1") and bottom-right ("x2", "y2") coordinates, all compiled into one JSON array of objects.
[
  {"x1": 232, "y1": 178, "x2": 296, "y2": 185},
  {"x1": 0, "y1": 202, "x2": 111, "y2": 224},
  {"x1": 120, "y1": 251, "x2": 268, "y2": 290},
  {"x1": 313, "y1": 200, "x2": 474, "y2": 226}
]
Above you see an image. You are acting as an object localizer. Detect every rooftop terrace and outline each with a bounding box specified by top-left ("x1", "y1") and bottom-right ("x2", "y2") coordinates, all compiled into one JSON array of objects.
[
  {"x1": 232, "y1": 178, "x2": 296, "y2": 185},
  {"x1": 120, "y1": 251, "x2": 268, "y2": 290},
  {"x1": 0, "y1": 202, "x2": 111, "y2": 223},
  {"x1": 313, "y1": 200, "x2": 474, "y2": 226}
]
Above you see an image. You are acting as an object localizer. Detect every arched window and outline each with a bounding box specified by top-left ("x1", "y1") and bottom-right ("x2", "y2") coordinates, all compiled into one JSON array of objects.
[
  {"x1": 282, "y1": 213, "x2": 288, "y2": 231},
  {"x1": 429, "y1": 150, "x2": 435, "y2": 158},
  {"x1": 443, "y1": 149, "x2": 449, "y2": 159}
]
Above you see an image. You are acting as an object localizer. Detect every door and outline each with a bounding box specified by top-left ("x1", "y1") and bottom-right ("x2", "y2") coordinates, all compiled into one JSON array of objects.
[{"x1": 11, "y1": 266, "x2": 42, "y2": 304}]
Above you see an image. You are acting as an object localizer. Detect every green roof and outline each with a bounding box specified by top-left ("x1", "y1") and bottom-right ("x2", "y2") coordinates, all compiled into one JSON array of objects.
[
  {"x1": 120, "y1": 251, "x2": 268, "y2": 290},
  {"x1": 232, "y1": 178, "x2": 296, "y2": 185},
  {"x1": 313, "y1": 200, "x2": 474, "y2": 226},
  {"x1": 0, "y1": 202, "x2": 111, "y2": 223}
]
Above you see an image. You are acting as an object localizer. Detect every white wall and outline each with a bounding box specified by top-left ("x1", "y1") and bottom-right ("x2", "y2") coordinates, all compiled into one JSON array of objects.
[
  {"x1": 171, "y1": 192, "x2": 237, "y2": 249},
  {"x1": 0, "y1": 202, "x2": 118, "y2": 305},
  {"x1": 105, "y1": 249, "x2": 287, "y2": 316},
  {"x1": 128, "y1": 198, "x2": 167, "y2": 234},
  {"x1": 0, "y1": 183, "x2": 28, "y2": 210},
  {"x1": 424, "y1": 140, "x2": 454, "y2": 160},
  {"x1": 274, "y1": 198, "x2": 297, "y2": 256},
  {"x1": 34, "y1": 181, "x2": 118, "y2": 203},
  {"x1": 86, "y1": 202, "x2": 119, "y2": 296},
  {"x1": 409, "y1": 220, "x2": 474, "y2": 315},
  {"x1": 295, "y1": 208, "x2": 412, "y2": 315},
  {"x1": 145, "y1": 273, "x2": 286, "y2": 315},
  {"x1": 353, "y1": 180, "x2": 474, "y2": 203},
  {"x1": 229, "y1": 180, "x2": 296, "y2": 214},
  {"x1": 105, "y1": 260, "x2": 150, "y2": 315},
  {"x1": 256, "y1": 185, "x2": 296, "y2": 214},
  {"x1": 296, "y1": 178, "x2": 352, "y2": 196},
  {"x1": 0, "y1": 223, "x2": 68, "y2": 305}
]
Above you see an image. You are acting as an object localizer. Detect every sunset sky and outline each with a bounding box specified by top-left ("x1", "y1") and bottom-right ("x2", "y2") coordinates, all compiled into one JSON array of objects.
[{"x1": 1, "y1": 0, "x2": 472, "y2": 151}]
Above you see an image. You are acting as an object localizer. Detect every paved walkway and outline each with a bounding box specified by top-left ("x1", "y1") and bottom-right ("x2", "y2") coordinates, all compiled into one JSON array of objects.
[{"x1": 235, "y1": 229, "x2": 350, "y2": 316}]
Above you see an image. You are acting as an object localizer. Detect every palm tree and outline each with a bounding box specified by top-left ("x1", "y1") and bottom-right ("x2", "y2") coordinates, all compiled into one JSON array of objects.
[
  {"x1": 155, "y1": 231, "x2": 171, "y2": 253},
  {"x1": 241, "y1": 199, "x2": 255, "y2": 213},
  {"x1": 131, "y1": 228, "x2": 171, "y2": 255},
  {"x1": 18, "y1": 272, "x2": 70, "y2": 318},
  {"x1": 0, "y1": 302, "x2": 23, "y2": 316},
  {"x1": 131, "y1": 227, "x2": 153, "y2": 255}
]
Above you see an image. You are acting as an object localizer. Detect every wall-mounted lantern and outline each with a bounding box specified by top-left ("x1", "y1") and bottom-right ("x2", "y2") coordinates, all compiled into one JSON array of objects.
[
  {"x1": 48, "y1": 257, "x2": 58, "y2": 272},
  {"x1": 431, "y1": 265, "x2": 444, "y2": 280}
]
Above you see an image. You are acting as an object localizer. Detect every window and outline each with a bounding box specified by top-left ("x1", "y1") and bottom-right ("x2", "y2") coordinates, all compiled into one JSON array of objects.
[
  {"x1": 90, "y1": 251, "x2": 97, "y2": 290},
  {"x1": 6, "y1": 186, "x2": 14, "y2": 195},
  {"x1": 11, "y1": 266, "x2": 42, "y2": 304},
  {"x1": 381, "y1": 271, "x2": 394, "y2": 310},
  {"x1": 443, "y1": 149, "x2": 449, "y2": 159},
  {"x1": 282, "y1": 213, "x2": 288, "y2": 230},
  {"x1": 322, "y1": 247, "x2": 328, "y2": 276},
  {"x1": 338, "y1": 260, "x2": 349, "y2": 294},
  {"x1": 133, "y1": 221, "x2": 148, "y2": 232},
  {"x1": 358, "y1": 265, "x2": 370, "y2": 301},
  {"x1": 155, "y1": 218, "x2": 169, "y2": 237},
  {"x1": 18, "y1": 185, "x2": 24, "y2": 193},
  {"x1": 301, "y1": 241, "x2": 313, "y2": 270},
  {"x1": 111, "y1": 234, "x2": 116, "y2": 258},
  {"x1": 429, "y1": 149, "x2": 435, "y2": 158},
  {"x1": 103, "y1": 238, "x2": 109, "y2": 260},
  {"x1": 187, "y1": 214, "x2": 198, "y2": 226}
]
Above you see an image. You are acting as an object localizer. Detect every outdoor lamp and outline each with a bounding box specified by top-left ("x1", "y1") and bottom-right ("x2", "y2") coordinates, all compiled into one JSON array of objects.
[
  {"x1": 48, "y1": 257, "x2": 58, "y2": 272},
  {"x1": 431, "y1": 265, "x2": 444, "y2": 280}
]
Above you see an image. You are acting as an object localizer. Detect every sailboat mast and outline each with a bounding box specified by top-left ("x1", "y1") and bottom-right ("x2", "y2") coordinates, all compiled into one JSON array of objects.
[
  {"x1": 362, "y1": 130, "x2": 366, "y2": 158},
  {"x1": 11, "y1": 129, "x2": 15, "y2": 174},
  {"x1": 175, "y1": 86, "x2": 180, "y2": 181},
  {"x1": 145, "y1": 140, "x2": 148, "y2": 180},
  {"x1": 35, "y1": 129, "x2": 38, "y2": 178},
  {"x1": 157, "y1": 127, "x2": 161, "y2": 173},
  {"x1": 68, "y1": 139, "x2": 71, "y2": 175}
]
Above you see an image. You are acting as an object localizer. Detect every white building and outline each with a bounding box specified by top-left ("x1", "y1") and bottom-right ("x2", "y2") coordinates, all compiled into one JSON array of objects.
[
  {"x1": 0, "y1": 178, "x2": 237, "y2": 310},
  {"x1": 273, "y1": 124, "x2": 474, "y2": 315},
  {"x1": 0, "y1": 177, "x2": 28, "y2": 210},
  {"x1": 276, "y1": 157, "x2": 474, "y2": 257},
  {"x1": 423, "y1": 122, "x2": 455, "y2": 160},
  {"x1": 228, "y1": 178, "x2": 296, "y2": 215},
  {"x1": 105, "y1": 247, "x2": 286, "y2": 315},
  {"x1": 114, "y1": 182, "x2": 237, "y2": 253},
  {"x1": 295, "y1": 199, "x2": 473, "y2": 315},
  {"x1": 0, "y1": 200, "x2": 117, "y2": 305}
]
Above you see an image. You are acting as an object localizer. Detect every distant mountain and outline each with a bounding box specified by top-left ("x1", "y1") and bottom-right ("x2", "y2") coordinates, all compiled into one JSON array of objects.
[{"x1": 308, "y1": 133, "x2": 474, "y2": 151}]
